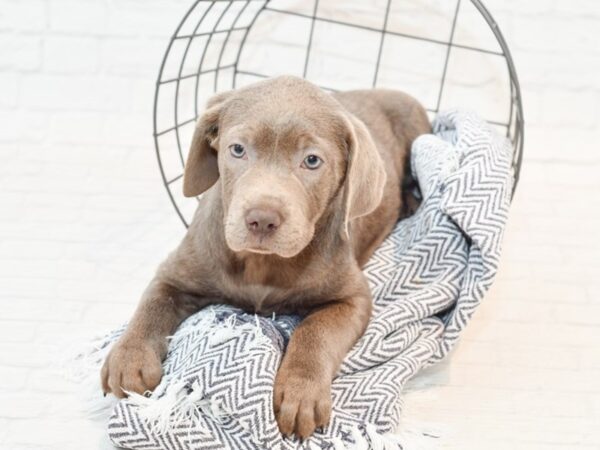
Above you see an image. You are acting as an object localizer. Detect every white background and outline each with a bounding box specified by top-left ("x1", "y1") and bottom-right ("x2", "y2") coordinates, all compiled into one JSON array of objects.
[{"x1": 0, "y1": 0, "x2": 599, "y2": 449}]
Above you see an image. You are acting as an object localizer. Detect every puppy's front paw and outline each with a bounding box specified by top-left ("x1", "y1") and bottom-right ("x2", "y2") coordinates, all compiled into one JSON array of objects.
[
  {"x1": 101, "y1": 338, "x2": 163, "y2": 398},
  {"x1": 273, "y1": 369, "x2": 332, "y2": 439}
]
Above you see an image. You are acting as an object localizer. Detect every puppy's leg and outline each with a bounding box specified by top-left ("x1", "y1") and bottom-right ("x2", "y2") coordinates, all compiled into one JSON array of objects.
[
  {"x1": 101, "y1": 279, "x2": 209, "y2": 397},
  {"x1": 273, "y1": 280, "x2": 372, "y2": 439}
]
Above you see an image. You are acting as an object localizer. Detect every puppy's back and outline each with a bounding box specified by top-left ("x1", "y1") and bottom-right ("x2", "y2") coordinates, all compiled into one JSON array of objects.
[{"x1": 333, "y1": 89, "x2": 430, "y2": 152}]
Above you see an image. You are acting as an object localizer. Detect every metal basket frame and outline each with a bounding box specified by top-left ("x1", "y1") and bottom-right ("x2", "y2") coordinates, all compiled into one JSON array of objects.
[{"x1": 153, "y1": 0, "x2": 524, "y2": 227}]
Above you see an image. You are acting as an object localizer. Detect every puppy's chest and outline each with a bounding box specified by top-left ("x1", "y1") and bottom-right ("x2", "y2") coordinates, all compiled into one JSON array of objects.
[
  {"x1": 216, "y1": 262, "x2": 318, "y2": 315},
  {"x1": 232, "y1": 284, "x2": 284, "y2": 314}
]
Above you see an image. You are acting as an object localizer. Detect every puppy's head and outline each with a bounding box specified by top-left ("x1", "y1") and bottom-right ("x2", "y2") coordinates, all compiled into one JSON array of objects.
[{"x1": 183, "y1": 76, "x2": 386, "y2": 258}]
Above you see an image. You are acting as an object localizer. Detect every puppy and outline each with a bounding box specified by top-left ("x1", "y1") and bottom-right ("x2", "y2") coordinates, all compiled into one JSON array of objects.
[{"x1": 101, "y1": 76, "x2": 430, "y2": 439}]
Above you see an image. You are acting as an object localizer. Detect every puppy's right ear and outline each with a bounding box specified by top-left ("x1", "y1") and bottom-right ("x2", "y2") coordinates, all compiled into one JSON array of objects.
[{"x1": 183, "y1": 93, "x2": 230, "y2": 197}]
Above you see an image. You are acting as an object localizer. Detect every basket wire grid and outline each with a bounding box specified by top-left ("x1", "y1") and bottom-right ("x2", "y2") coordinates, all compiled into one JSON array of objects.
[{"x1": 153, "y1": 0, "x2": 524, "y2": 227}]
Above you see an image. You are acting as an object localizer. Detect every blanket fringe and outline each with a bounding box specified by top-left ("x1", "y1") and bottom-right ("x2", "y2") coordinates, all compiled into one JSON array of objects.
[
  {"x1": 205, "y1": 312, "x2": 272, "y2": 351},
  {"x1": 125, "y1": 379, "x2": 229, "y2": 436},
  {"x1": 345, "y1": 423, "x2": 440, "y2": 450},
  {"x1": 313, "y1": 423, "x2": 441, "y2": 450},
  {"x1": 61, "y1": 328, "x2": 123, "y2": 417}
]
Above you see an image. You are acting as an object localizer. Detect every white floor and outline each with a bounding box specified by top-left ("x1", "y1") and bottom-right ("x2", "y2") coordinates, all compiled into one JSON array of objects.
[{"x1": 1, "y1": 0, "x2": 600, "y2": 449}]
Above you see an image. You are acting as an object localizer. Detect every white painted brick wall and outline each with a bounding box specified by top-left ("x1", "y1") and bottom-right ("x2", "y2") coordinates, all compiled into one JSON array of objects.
[{"x1": 0, "y1": 0, "x2": 599, "y2": 449}]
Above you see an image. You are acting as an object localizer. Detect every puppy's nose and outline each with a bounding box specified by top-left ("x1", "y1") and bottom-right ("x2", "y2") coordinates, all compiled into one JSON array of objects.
[{"x1": 245, "y1": 208, "x2": 282, "y2": 236}]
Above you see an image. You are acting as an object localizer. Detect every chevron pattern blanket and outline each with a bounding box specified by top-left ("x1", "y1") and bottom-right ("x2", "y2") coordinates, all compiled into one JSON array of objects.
[{"x1": 88, "y1": 110, "x2": 513, "y2": 449}]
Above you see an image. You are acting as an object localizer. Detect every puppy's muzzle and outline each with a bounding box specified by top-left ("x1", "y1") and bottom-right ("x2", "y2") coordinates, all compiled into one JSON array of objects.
[{"x1": 245, "y1": 207, "x2": 283, "y2": 237}]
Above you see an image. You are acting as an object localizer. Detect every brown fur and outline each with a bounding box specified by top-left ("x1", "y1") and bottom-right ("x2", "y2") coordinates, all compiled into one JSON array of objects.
[{"x1": 101, "y1": 76, "x2": 431, "y2": 439}]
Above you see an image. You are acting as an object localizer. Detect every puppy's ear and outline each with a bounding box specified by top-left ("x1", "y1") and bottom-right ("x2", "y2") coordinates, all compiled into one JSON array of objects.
[
  {"x1": 183, "y1": 92, "x2": 230, "y2": 197},
  {"x1": 341, "y1": 114, "x2": 387, "y2": 234}
]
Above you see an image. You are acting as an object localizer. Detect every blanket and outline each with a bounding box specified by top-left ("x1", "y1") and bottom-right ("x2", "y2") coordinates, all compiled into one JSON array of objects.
[{"x1": 86, "y1": 110, "x2": 514, "y2": 449}]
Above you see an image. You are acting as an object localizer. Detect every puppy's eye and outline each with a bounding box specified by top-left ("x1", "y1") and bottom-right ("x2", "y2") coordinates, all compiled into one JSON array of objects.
[
  {"x1": 229, "y1": 144, "x2": 246, "y2": 159},
  {"x1": 302, "y1": 154, "x2": 322, "y2": 170}
]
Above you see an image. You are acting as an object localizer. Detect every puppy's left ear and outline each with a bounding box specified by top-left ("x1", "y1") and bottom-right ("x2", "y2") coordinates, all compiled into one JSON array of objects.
[
  {"x1": 183, "y1": 92, "x2": 230, "y2": 197},
  {"x1": 341, "y1": 114, "x2": 387, "y2": 234}
]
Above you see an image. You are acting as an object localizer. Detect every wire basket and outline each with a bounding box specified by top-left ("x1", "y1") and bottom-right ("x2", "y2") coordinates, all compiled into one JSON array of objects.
[{"x1": 153, "y1": 0, "x2": 524, "y2": 227}]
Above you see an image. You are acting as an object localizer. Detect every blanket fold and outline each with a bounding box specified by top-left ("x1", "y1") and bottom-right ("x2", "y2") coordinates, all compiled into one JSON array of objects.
[{"x1": 88, "y1": 110, "x2": 513, "y2": 450}]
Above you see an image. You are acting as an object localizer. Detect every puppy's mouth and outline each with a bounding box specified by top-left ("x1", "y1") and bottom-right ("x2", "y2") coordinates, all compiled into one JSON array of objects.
[
  {"x1": 243, "y1": 234, "x2": 278, "y2": 255},
  {"x1": 223, "y1": 225, "x2": 278, "y2": 254},
  {"x1": 228, "y1": 232, "x2": 304, "y2": 258},
  {"x1": 244, "y1": 246, "x2": 275, "y2": 255}
]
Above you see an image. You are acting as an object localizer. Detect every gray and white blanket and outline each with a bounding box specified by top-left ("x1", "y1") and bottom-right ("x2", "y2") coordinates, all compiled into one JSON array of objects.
[{"x1": 89, "y1": 110, "x2": 514, "y2": 449}]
